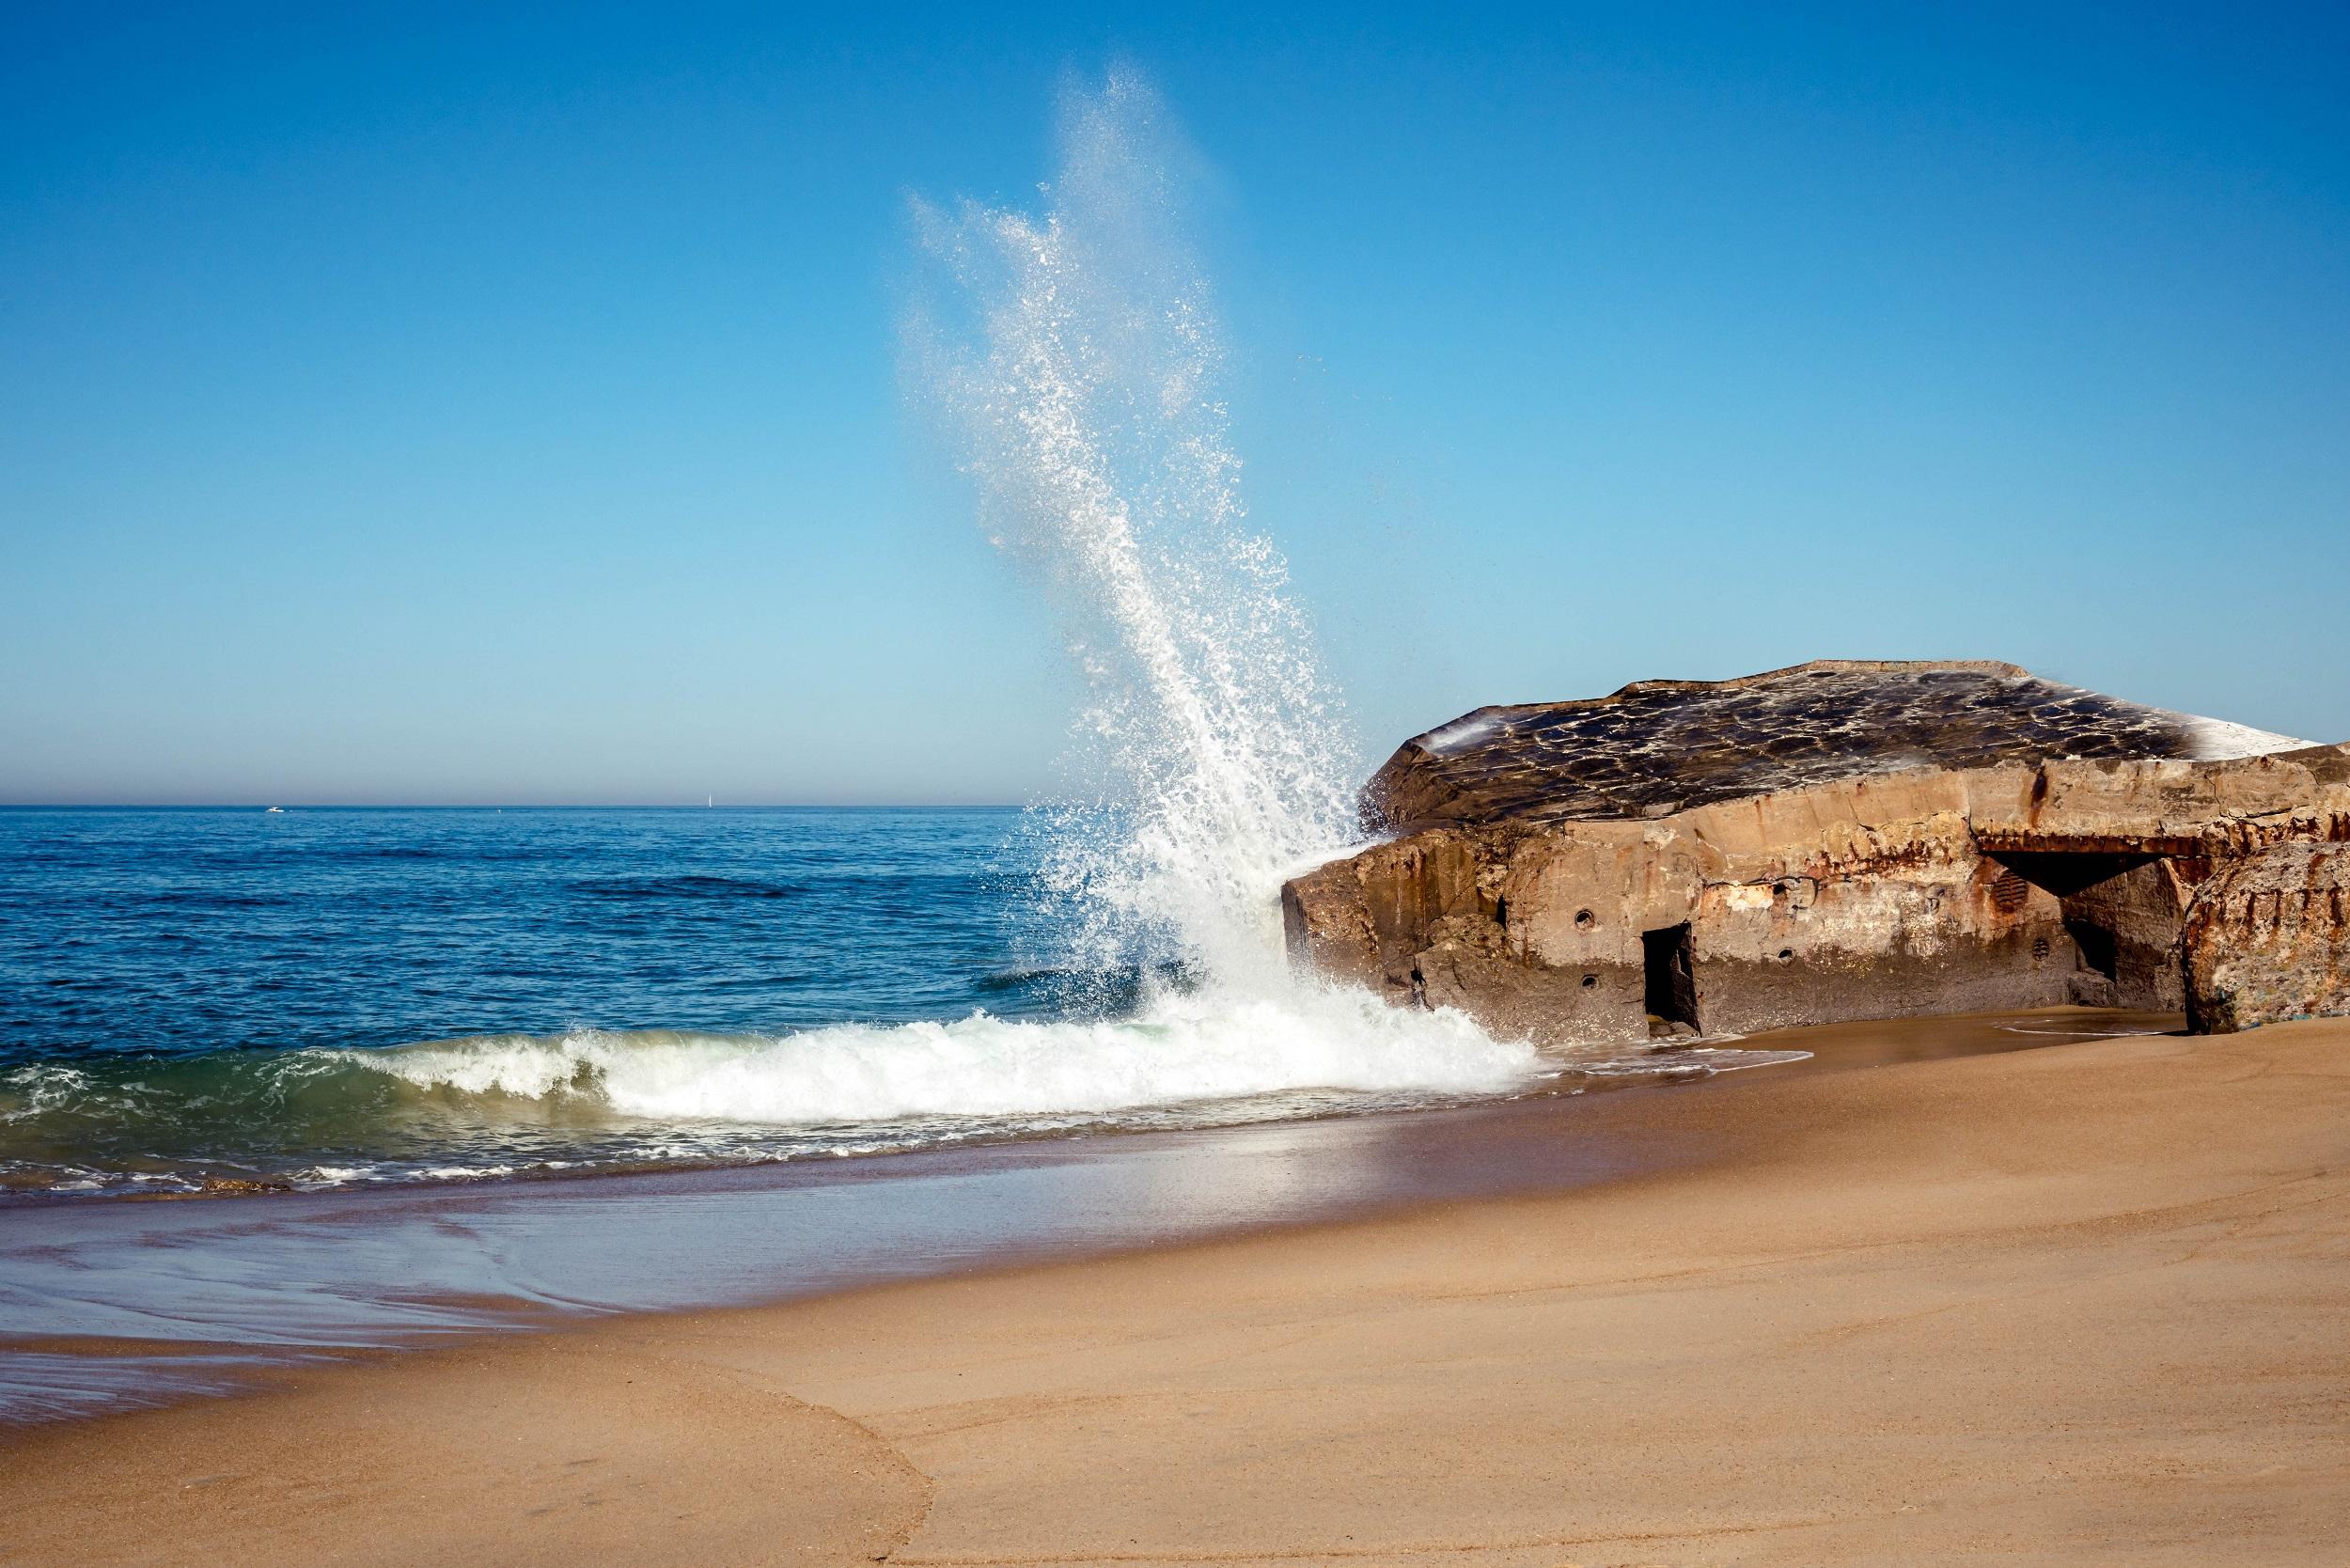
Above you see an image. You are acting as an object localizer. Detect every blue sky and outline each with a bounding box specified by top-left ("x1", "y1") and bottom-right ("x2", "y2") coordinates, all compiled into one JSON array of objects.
[{"x1": 5, "y1": 3, "x2": 2344, "y2": 804}]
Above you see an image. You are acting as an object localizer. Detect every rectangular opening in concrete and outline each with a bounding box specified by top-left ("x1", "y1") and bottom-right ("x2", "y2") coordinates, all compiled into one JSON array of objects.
[
  {"x1": 1643, "y1": 922, "x2": 1699, "y2": 1034},
  {"x1": 2065, "y1": 917, "x2": 2120, "y2": 982}
]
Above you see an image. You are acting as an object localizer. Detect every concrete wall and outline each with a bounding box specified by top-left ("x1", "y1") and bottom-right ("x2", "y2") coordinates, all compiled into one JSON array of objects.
[
  {"x1": 1283, "y1": 747, "x2": 2350, "y2": 1043},
  {"x1": 2184, "y1": 842, "x2": 2350, "y2": 1032}
]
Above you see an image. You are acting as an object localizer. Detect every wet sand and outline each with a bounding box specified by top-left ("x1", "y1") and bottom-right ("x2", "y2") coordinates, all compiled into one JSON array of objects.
[
  {"x1": 0, "y1": 1009, "x2": 2134, "y2": 1422},
  {"x1": 6, "y1": 1011, "x2": 2347, "y2": 1565}
]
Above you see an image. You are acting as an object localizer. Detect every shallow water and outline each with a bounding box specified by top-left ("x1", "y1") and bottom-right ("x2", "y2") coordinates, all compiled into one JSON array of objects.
[
  {"x1": 0, "y1": 1005, "x2": 2172, "y2": 1425},
  {"x1": 0, "y1": 1090, "x2": 1663, "y2": 1423}
]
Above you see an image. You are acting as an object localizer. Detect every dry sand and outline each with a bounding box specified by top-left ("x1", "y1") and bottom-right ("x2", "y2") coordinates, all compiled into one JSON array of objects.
[{"x1": 5, "y1": 1016, "x2": 2346, "y2": 1567}]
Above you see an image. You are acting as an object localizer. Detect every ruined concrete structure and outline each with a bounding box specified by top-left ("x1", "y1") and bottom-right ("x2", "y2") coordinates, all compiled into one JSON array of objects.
[
  {"x1": 2184, "y1": 842, "x2": 2350, "y2": 1033},
  {"x1": 1282, "y1": 661, "x2": 2350, "y2": 1043}
]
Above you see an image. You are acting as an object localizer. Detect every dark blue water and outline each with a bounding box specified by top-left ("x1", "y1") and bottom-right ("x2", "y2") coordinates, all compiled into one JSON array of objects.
[
  {"x1": 0, "y1": 808, "x2": 1107, "y2": 1195},
  {"x1": 1, "y1": 808, "x2": 1066, "y2": 1060}
]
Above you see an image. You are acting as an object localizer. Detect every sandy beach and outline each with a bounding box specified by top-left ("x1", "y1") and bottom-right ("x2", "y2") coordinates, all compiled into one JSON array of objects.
[
  {"x1": 6, "y1": 1012, "x2": 2345, "y2": 1567},
  {"x1": 11, "y1": 12, "x2": 2348, "y2": 1567}
]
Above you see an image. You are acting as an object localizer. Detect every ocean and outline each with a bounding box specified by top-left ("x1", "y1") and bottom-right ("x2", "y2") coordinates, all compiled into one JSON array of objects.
[{"x1": 0, "y1": 805, "x2": 1600, "y2": 1201}]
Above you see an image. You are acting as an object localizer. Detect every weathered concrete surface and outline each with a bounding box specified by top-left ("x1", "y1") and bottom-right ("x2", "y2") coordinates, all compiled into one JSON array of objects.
[
  {"x1": 2184, "y1": 842, "x2": 2350, "y2": 1033},
  {"x1": 1369, "y1": 659, "x2": 2310, "y2": 836},
  {"x1": 1285, "y1": 662, "x2": 2348, "y2": 1043}
]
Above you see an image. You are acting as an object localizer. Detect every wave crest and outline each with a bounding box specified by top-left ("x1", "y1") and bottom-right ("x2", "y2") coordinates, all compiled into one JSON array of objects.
[{"x1": 355, "y1": 988, "x2": 1542, "y2": 1124}]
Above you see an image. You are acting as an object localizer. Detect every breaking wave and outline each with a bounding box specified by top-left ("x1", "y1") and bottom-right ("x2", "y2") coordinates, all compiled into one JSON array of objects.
[
  {"x1": 1, "y1": 992, "x2": 1538, "y2": 1195},
  {"x1": 4, "y1": 1005, "x2": 1829, "y2": 1197},
  {"x1": 363, "y1": 994, "x2": 1531, "y2": 1121}
]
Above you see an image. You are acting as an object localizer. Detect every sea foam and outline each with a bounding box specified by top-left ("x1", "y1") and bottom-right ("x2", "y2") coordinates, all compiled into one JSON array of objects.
[{"x1": 354, "y1": 987, "x2": 1542, "y2": 1125}]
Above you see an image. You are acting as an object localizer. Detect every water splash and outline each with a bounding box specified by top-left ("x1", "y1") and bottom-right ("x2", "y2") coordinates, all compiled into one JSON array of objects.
[
  {"x1": 0, "y1": 78, "x2": 1573, "y2": 1212},
  {"x1": 909, "y1": 71, "x2": 1358, "y2": 992}
]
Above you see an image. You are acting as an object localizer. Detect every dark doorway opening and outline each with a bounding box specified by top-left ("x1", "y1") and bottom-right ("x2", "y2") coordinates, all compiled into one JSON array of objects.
[
  {"x1": 1990, "y1": 849, "x2": 2184, "y2": 1009},
  {"x1": 2065, "y1": 917, "x2": 2120, "y2": 982},
  {"x1": 1643, "y1": 923, "x2": 1699, "y2": 1035}
]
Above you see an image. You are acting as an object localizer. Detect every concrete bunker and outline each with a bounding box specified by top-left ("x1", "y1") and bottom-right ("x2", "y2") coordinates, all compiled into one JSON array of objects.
[{"x1": 1279, "y1": 661, "x2": 2349, "y2": 1044}]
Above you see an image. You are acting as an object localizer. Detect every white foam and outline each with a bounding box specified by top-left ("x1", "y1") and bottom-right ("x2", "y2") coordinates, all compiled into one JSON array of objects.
[
  {"x1": 353, "y1": 987, "x2": 1542, "y2": 1126},
  {"x1": 1571, "y1": 1046, "x2": 1812, "y2": 1078}
]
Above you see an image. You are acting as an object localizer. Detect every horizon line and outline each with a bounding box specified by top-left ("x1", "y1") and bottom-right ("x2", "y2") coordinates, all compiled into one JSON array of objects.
[{"x1": 0, "y1": 801, "x2": 1042, "y2": 812}]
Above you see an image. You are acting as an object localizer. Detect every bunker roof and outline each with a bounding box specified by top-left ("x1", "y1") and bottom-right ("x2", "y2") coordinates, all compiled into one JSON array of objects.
[{"x1": 1368, "y1": 659, "x2": 2312, "y2": 833}]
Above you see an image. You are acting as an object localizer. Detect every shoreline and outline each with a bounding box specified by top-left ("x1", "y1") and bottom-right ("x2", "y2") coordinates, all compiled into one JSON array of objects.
[
  {"x1": 12, "y1": 1009, "x2": 2342, "y2": 1563},
  {"x1": 0, "y1": 1008, "x2": 2155, "y2": 1429}
]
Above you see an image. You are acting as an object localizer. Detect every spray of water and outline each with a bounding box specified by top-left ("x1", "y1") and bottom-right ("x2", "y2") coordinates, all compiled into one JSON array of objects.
[
  {"x1": 0, "y1": 77, "x2": 1554, "y2": 1210},
  {"x1": 908, "y1": 71, "x2": 1359, "y2": 993}
]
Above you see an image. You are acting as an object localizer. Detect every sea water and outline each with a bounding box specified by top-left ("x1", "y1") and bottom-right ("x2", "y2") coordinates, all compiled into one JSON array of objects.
[{"x1": 0, "y1": 806, "x2": 1553, "y2": 1199}]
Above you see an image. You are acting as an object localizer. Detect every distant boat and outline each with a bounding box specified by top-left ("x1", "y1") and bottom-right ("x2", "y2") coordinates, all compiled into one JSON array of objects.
[
  {"x1": 707, "y1": 794, "x2": 714, "y2": 808},
  {"x1": 265, "y1": 807, "x2": 285, "y2": 814}
]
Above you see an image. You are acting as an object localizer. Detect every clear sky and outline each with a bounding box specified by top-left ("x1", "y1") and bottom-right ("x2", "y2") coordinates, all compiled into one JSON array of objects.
[{"x1": 5, "y1": 3, "x2": 2344, "y2": 805}]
